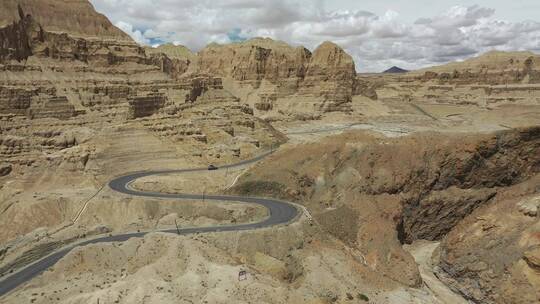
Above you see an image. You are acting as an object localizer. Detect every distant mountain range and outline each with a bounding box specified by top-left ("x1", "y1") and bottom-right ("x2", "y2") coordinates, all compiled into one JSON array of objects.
[{"x1": 383, "y1": 66, "x2": 409, "y2": 73}]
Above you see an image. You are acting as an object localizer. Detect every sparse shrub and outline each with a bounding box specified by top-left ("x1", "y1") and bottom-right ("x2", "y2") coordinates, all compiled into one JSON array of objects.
[
  {"x1": 231, "y1": 180, "x2": 289, "y2": 199},
  {"x1": 357, "y1": 293, "x2": 369, "y2": 302}
]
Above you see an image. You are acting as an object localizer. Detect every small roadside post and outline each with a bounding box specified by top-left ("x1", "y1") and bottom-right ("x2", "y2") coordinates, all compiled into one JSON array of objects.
[{"x1": 174, "y1": 219, "x2": 180, "y2": 235}]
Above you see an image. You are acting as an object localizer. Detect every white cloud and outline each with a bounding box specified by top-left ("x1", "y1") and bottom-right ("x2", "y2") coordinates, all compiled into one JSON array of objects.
[
  {"x1": 114, "y1": 21, "x2": 150, "y2": 45},
  {"x1": 90, "y1": 0, "x2": 540, "y2": 72}
]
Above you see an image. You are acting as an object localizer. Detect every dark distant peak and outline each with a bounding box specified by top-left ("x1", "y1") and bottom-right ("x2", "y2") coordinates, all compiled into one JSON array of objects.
[{"x1": 383, "y1": 66, "x2": 409, "y2": 74}]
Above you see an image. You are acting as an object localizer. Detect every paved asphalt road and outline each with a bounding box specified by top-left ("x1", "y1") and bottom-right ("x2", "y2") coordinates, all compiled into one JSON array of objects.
[
  {"x1": 0, "y1": 149, "x2": 298, "y2": 298},
  {"x1": 0, "y1": 123, "x2": 365, "y2": 298}
]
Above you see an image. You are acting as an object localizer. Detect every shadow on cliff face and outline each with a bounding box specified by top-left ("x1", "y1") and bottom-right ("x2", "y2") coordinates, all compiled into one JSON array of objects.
[
  {"x1": 398, "y1": 127, "x2": 539, "y2": 243},
  {"x1": 0, "y1": 5, "x2": 41, "y2": 62}
]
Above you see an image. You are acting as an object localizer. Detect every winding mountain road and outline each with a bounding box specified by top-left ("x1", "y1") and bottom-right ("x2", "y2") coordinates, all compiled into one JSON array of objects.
[
  {"x1": 0, "y1": 149, "x2": 300, "y2": 297},
  {"x1": 0, "y1": 122, "x2": 362, "y2": 298}
]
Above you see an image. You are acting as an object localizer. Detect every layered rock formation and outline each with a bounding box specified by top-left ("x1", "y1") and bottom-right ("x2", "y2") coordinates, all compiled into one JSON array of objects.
[
  {"x1": 196, "y1": 38, "x2": 312, "y2": 81},
  {"x1": 0, "y1": 6, "x2": 151, "y2": 67},
  {"x1": 0, "y1": 87, "x2": 32, "y2": 114},
  {"x1": 0, "y1": 0, "x2": 131, "y2": 40},
  {"x1": 370, "y1": 51, "x2": 540, "y2": 107},
  {"x1": 416, "y1": 51, "x2": 540, "y2": 85},
  {"x1": 0, "y1": 6, "x2": 37, "y2": 62},
  {"x1": 0, "y1": 3, "x2": 366, "y2": 123},
  {"x1": 27, "y1": 96, "x2": 80, "y2": 120},
  {"x1": 2, "y1": 1, "x2": 538, "y2": 302},
  {"x1": 127, "y1": 93, "x2": 167, "y2": 119},
  {"x1": 147, "y1": 38, "x2": 362, "y2": 116},
  {"x1": 302, "y1": 41, "x2": 357, "y2": 112}
]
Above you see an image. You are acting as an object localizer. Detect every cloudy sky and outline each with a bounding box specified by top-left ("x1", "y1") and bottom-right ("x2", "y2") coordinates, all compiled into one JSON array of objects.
[{"x1": 90, "y1": 0, "x2": 540, "y2": 72}]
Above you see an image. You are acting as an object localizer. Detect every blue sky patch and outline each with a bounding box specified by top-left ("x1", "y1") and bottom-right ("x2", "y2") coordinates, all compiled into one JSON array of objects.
[{"x1": 227, "y1": 28, "x2": 248, "y2": 43}]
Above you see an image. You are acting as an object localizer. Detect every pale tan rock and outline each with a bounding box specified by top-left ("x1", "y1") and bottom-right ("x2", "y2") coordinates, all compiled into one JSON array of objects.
[
  {"x1": 524, "y1": 247, "x2": 540, "y2": 269},
  {"x1": 306, "y1": 41, "x2": 356, "y2": 80},
  {"x1": 518, "y1": 196, "x2": 540, "y2": 217},
  {"x1": 197, "y1": 37, "x2": 311, "y2": 82}
]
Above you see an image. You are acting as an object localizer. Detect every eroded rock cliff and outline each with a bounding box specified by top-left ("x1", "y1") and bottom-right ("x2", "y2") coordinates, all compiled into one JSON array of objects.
[
  {"x1": 0, "y1": 0, "x2": 131, "y2": 41},
  {"x1": 192, "y1": 38, "x2": 359, "y2": 115}
]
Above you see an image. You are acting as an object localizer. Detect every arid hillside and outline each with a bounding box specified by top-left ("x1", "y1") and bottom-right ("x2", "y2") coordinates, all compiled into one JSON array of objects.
[
  {"x1": 231, "y1": 127, "x2": 540, "y2": 303},
  {"x1": 0, "y1": 0, "x2": 539, "y2": 303}
]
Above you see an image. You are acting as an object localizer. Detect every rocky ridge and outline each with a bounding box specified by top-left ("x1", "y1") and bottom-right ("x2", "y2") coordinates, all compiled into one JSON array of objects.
[{"x1": 364, "y1": 50, "x2": 540, "y2": 108}]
